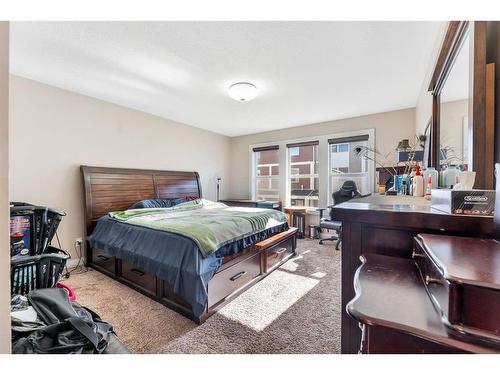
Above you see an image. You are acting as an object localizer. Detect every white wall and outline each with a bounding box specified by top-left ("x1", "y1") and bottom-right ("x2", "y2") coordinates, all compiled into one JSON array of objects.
[
  {"x1": 228, "y1": 107, "x2": 416, "y2": 199},
  {"x1": 9, "y1": 76, "x2": 231, "y2": 259},
  {"x1": 0, "y1": 21, "x2": 10, "y2": 354}
]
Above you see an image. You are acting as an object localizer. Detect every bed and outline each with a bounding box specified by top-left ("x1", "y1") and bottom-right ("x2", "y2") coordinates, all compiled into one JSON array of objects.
[{"x1": 81, "y1": 166, "x2": 298, "y2": 323}]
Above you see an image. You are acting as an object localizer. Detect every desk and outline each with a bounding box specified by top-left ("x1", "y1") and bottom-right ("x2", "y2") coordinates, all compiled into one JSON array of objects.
[{"x1": 332, "y1": 194, "x2": 495, "y2": 354}]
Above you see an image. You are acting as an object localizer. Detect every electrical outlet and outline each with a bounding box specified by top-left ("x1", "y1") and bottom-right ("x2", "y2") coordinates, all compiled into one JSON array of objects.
[{"x1": 75, "y1": 238, "x2": 83, "y2": 246}]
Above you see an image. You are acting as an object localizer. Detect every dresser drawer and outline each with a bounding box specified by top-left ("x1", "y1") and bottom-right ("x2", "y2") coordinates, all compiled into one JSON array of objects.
[
  {"x1": 120, "y1": 260, "x2": 157, "y2": 296},
  {"x1": 265, "y1": 235, "x2": 295, "y2": 272},
  {"x1": 413, "y1": 234, "x2": 500, "y2": 348},
  {"x1": 92, "y1": 249, "x2": 116, "y2": 274},
  {"x1": 413, "y1": 238, "x2": 452, "y2": 322},
  {"x1": 208, "y1": 252, "x2": 262, "y2": 307},
  {"x1": 461, "y1": 285, "x2": 500, "y2": 336}
]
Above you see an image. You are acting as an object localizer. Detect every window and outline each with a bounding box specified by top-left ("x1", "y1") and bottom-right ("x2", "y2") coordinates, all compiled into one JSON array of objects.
[
  {"x1": 331, "y1": 143, "x2": 349, "y2": 153},
  {"x1": 253, "y1": 146, "x2": 279, "y2": 202},
  {"x1": 287, "y1": 141, "x2": 319, "y2": 208},
  {"x1": 250, "y1": 131, "x2": 374, "y2": 209},
  {"x1": 329, "y1": 135, "x2": 370, "y2": 201}
]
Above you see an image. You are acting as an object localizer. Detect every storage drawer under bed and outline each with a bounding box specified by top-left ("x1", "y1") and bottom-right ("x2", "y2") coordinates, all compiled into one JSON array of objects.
[
  {"x1": 92, "y1": 249, "x2": 116, "y2": 274},
  {"x1": 119, "y1": 260, "x2": 157, "y2": 296},
  {"x1": 265, "y1": 234, "x2": 295, "y2": 271},
  {"x1": 88, "y1": 227, "x2": 297, "y2": 321},
  {"x1": 207, "y1": 251, "x2": 262, "y2": 308}
]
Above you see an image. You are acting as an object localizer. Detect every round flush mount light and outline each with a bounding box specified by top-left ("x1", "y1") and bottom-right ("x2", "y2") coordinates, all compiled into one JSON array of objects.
[{"x1": 228, "y1": 82, "x2": 258, "y2": 102}]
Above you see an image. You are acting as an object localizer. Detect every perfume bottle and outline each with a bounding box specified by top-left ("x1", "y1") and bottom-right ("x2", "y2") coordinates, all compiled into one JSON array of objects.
[
  {"x1": 423, "y1": 167, "x2": 438, "y2": 189},
  {"x1": 424, "y1": 175, "x2": 432, "y2": 200}
]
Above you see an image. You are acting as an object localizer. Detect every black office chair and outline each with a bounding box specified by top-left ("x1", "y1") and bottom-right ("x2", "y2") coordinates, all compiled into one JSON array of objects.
[{"x1": 316, "y1": 181, "x2": 371, "y2": 250}]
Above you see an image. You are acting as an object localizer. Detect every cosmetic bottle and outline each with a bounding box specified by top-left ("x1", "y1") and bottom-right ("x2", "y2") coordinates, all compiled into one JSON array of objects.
[
  {"x1": 443, "y1": 165, "x2": 460, "y2": 189},
  {"x1": 423, "y1": 167, "x2": 438, "y2": 189},
  {"x1": 424, "y1": 175, "x2": 432, "y2": 200},
  {"x1": 401, "y1": 180, "x2": 407, "y2": 196},
  {"x1": 439, "y1": 165, "x2": 446, "y2": 187},
  {"x1": 413, "y1": 166, "x2": 424, "y2": 197}
]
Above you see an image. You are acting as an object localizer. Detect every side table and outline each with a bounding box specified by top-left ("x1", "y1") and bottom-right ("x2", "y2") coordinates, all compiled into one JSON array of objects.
[{"x1": 283, "y1": 206, "x2": 307, "y2": 239}]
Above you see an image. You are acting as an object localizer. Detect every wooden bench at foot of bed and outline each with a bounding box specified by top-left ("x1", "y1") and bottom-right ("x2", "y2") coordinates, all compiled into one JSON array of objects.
[{"x1": 89, "y1": 227, "x2": 298, "y2": 323}]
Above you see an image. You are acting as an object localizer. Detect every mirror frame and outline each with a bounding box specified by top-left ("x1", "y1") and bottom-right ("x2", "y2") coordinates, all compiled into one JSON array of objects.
[
  {"x1": 422, "y1": 119, "x2": 432, "y2": 168},
  {"x1": 428, "y1": 21, "x2": 493, "y2": 189}
]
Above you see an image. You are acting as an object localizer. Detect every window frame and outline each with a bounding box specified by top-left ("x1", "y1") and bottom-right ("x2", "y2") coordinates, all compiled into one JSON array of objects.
[
  {"x1": 288, "y1": 143, "x2": 320, "y2": 208},
  {"x1": 331, "y1": 143, "x2": 349, "y2": 153},
  {"x1": 253, "y1": 148, "x2": 280, "y2": 202},
  {"x1": 249, "y1": 129, "x2": 375, "y2": 210},
  {"x1": 328, "y1": 137, "x2": 371, "y2": 205}
]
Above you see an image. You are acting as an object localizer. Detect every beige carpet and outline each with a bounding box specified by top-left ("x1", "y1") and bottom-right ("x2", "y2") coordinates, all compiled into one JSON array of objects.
[{"x1": 65, "y1": 239, "x2": 341, "y2": 354}]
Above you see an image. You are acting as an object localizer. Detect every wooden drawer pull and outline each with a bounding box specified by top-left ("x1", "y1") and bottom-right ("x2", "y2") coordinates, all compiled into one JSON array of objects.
[
  {"x1": 276, "y1": 247, "x2": 288, "y2": 254},
  {"x1": 130, "y1": 268, "x2": 145, "y2": 277},
  {"x1": 97, "y1": 254, "x2": 110, "y2": 261},
  {"x1": 230, "y1": 271, "x2": 247, "y2": 281}
]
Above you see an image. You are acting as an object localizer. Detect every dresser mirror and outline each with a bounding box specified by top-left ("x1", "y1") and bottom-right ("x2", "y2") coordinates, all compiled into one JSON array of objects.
[
  {"x1": 429, "y1": 21, "x2": 494, "y2": 189},
  {"x1": 439, "y1": 28, "x2": 471, "y2": 170}
]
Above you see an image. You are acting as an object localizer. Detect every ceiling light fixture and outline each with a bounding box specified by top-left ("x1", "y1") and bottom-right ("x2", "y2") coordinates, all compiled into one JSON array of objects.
[{"x1": 228, "y1": 82, "x2": 258, "y2": 102}]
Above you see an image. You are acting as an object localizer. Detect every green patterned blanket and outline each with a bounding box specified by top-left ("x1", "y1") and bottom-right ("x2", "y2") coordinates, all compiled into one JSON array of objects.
[{"x1": 109, "y1": 199, "x2": 288, "y2": 257}]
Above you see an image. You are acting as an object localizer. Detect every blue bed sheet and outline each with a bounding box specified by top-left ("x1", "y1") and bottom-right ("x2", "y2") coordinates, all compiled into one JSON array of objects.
[{"x1": 88, "y1": 216, "x2": 288, "y2": 318}]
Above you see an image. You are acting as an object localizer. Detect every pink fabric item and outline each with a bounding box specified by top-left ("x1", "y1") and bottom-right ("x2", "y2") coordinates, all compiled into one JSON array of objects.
[{"x1": 56, "y1": 282, "x2": 76, "y2": 302}]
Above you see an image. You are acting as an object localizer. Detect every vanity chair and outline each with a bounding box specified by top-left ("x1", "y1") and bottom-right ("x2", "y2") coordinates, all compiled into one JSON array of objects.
[{"x1": 316, "y1": 181, "x2": 370, "y2": 250}]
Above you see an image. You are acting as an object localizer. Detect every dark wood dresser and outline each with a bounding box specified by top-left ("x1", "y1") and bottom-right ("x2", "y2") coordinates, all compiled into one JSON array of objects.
[
  {"x1": 332, "y1": 195, "x2": 496, "y2": 354},
  {"x1": 347, "y1": 234, "x2": 500, "y2": 353}
]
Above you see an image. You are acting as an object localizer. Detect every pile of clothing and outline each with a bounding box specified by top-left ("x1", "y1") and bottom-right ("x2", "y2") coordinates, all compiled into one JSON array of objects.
[{"x1": 11, "y1": 288, "x2": 129, "y2": 354}]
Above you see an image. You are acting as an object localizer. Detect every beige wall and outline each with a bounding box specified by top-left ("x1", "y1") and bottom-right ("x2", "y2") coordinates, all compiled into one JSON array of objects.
[
  {"x1": 0, "y1": 22, "x2": 10, "y2": 354},
  {"x1": 9, "y1": 76, "x2": 231, "y2": 260},
  {"x1": 228, "y1": 107, "x2": 416, "y2": 199},
  {"x1": 441, "y1": 99, "x2": 469, "y2": 164}
]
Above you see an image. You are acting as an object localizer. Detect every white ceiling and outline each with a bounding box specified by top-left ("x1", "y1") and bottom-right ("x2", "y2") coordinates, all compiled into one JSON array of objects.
[{"x1": 10, "y1": 21, "x2": 444, "y2": 137}]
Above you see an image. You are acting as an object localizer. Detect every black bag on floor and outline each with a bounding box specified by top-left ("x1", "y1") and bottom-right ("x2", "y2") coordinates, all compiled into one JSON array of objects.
[{"x1": 12, "y1": 288, "x2": 113, "y2": 354}]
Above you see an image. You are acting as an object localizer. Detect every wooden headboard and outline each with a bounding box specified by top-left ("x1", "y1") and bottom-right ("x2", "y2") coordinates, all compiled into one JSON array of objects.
[{"x1": 81, "y1": 166, "x2": 202, "y2": 238}]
